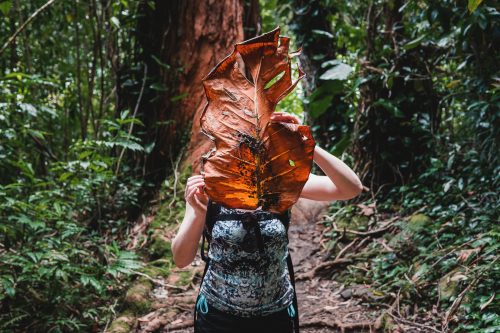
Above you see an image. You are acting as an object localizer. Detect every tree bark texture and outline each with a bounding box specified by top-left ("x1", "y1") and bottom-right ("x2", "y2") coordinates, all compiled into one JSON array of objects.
[
  {"x1": 133, "y1": 0, "x2": 254, "y2": 186},
  {"x1": 181, "y1": 0, "x2": 261, "y2": 175}
]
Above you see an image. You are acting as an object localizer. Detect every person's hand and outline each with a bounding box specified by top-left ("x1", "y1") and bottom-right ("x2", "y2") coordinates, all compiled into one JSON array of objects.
[
  {"x1": 270, "y1": 111, "x2": 302, "y2": 125},
  {"x1": 184, "y1": 175, "x2": 209, "y2": 216}
]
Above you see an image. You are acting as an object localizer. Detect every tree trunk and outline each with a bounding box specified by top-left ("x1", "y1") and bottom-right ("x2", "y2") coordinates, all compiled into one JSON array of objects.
[
  {"x1": 181, "y1": 0, "x2": 262, "y2": 175},
  {"x1": 132, "y1": 0, "x2": 252, "y2": 189}
]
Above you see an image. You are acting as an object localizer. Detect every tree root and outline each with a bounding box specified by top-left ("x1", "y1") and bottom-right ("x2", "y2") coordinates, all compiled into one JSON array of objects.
[
  {"x1": 296, "y1": 258, "x2": 353, "y2": 281},
  {"x1": 301, "y1": 318, "x2": 374, "y2": 333},
  {"x1": 164, "y1": 319, "x2": 194, "y2": 331}
]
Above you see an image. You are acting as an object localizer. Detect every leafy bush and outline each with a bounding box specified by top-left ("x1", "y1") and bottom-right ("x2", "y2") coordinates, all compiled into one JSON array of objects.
[
  {"x1": 324, "y1": 141, "x2": 499, "y2": 331},
  {"x1": 0, "y1": 84, "x2": 147, "y2": 331}
]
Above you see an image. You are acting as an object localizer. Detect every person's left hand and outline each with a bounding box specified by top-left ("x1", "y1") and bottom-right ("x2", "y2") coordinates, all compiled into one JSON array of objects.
[{"x1": 270, "y1": 112, "x2": 302, "y2": 125}]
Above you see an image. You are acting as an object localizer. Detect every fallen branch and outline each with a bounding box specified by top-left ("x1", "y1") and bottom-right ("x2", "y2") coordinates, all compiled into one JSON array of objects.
[
  {"x1": 375, "y1": 290, "x2": 441, "y2": 333},
  {"x1": 168, "y1": 295, "x2": 196, "y2": 305},
  {"x1": 131, "y1": 270, "x2": 189, "y2": 291},
  {"x1": 386, "y1": 311, "x2": 441, "y2": 333},
  {"x1": 321, "y1": 235, "x2": 359, "y2": 261},
  {"x1": 442, "y1": 254, "x2": 498, "y2": 331},
  {"x1": 165, "y1": 319, "x2": 194, "y2": 331},
  {"x1": 301, "y1": 318, "x2": 373, "y2": 333},
  {"x1": 296, "y1": 258, "x2": 352, "y2": 281},
  {"x1": 331, "y1": 217, "x2": 397, "y2": 237},
  {"x1": 335, "y1": 238, "x2": 359, "y2": 260}
]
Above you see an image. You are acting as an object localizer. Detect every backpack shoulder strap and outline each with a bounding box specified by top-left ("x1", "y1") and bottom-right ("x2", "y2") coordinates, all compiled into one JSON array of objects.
[
  {"x1": 195, "y1": 198, "x2": 220, "y2": 324},
  {"x1": 287, "y1": 251, "x2": 300, "y2": 333},
  {"x1": 204, "y1": 198, "x2": 219, "y2": 238},
  {"x1": 279, "y1": 207, "x2": 292, "y2": 240},
  {"x1": 200, "y1": 198, "x2": 219, "y2": 263},
  {"x1": 281, "y1": 206, "x2": 299, "y2": 333}
]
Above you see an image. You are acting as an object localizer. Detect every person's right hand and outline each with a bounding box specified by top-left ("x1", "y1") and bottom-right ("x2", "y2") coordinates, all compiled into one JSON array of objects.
[{"x1": 184, "y1": 174, "x2": 209, "y2": 215}]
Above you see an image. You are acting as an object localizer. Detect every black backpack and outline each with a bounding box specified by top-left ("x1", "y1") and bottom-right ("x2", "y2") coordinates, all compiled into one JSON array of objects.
[{"x1": 194, "y1": 198, "x2": 300, "y2": 333}]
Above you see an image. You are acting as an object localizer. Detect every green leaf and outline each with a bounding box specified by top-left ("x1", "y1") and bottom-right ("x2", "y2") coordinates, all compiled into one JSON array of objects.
[
  {"x1": 311, "y1": 29, "x2": 334, "y2": 39},
  {"x1": 403, "y1": 35, "x2": 426, "y2": 50},
  {"x1": 89, "y1": 277, "x2": 102, "y2": 293},
  {"x1": 110, "y1": 16, "x2": 120, "y2": 29},
  {"x1": 80, "y1": 275, "x2": 91, "y2": 286},
  {"x1": 309, "y1": 95, "x2": 333, "y2": 118},
  {"x1": 150, "y1": 82, "x2": 167, "y2": 91},
  {"x1": 114, "y1": 139, "x2": 144, "y2": 151},
  {"x1": 330, "y1": 134, "x2": 351, "y2": 156},
  {"x1": 151, "y1": 55, "x2": 171, "y2": 70},
  {"x1": 319, "y1": 63, "x2": 353, "y2": 81},
  {"x1": 321, "y1": 59, "x2": 342, "y2": 68},
  {"x1": 5, "y1": 286, "x2": 15, "y2": 297},
  {"x1": 468, "y1": 0, "x2": 483, "y2": 13},
  {"x1": 373, "y1": 99, "x2": 404, "y2": 117},
  {"x1": 170, "y1": 92, "x2": 189, "y2": 102},
  {"x1": 289, "y1": 159, "x2": 295, "y2": 167},
  {"x1": 0, "y1": 1, "x2": 12, "y2": 16}
]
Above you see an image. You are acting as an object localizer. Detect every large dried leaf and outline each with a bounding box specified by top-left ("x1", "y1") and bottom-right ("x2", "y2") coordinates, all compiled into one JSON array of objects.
[{"x1": 199, "y1": 26, "x2": 316, "y2": 214}]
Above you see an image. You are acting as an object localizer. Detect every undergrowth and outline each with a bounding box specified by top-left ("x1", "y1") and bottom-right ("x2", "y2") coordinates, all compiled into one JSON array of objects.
[{"x1": 324, "y1": 145, "x2": 499, "y2": 332}]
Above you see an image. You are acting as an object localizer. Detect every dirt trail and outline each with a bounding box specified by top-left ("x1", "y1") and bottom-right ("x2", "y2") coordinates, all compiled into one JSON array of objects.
[{"x1": 132, "y1": 198, "x2": 382, "y2": 333}]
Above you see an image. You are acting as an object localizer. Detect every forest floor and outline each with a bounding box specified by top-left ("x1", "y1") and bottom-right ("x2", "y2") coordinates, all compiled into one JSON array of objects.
[{"x1": 122, "y1": 198, "x2": 389, "y2": 333}]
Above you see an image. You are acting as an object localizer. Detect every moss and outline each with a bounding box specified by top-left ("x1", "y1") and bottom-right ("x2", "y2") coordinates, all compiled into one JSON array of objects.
[
  {"x1": 107, "y1": 311, "x2": 135, "y2": 333},
  {"x1": 139, "y1": 258, "x2": 172, "y2": 278},
  {"x1": 438, "y1": 267, "x2": 465, "y2": 301},
  {"x1": 149, "y1": 232, "x2": 172, "y2": 259},
  {"x1": 175, "y1": 270, "x2": 193, "y2": 287},
  {"x1": 406, "y1": 213, "x2": 432, "y2": 233},
  {"x1": 124, "y1": 278, "x2": 153, "y2": 314},
  {"x1": 335, "y1": 215, "x2": 370, "y2": 241},
  {"x1": 150, "y1": 216, "x2": 166, "y2": 230},
  {"x1": 376, "y1": 312, "x2": 396, "y2": 332}
]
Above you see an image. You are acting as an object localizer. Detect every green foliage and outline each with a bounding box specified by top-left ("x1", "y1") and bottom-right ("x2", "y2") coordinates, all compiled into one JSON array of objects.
[
  {"x1": 0, "y1": 110, "x2": 147, "y2": 332},
  {"x1": 325, "y1": 140, "x2": 499, "y2": 331},
  {"x1": 0, "y1": 1, "x2": 147, "y2": 330},
  {"x1": 284, "y1": 0, "x2": 500, "y2": 330},
  {"x1": 468, "y1": 0, "x2": 484, "y2": 13},
  {"x1": 1, "y1": 0, "x2": 498, "y2": 332}
]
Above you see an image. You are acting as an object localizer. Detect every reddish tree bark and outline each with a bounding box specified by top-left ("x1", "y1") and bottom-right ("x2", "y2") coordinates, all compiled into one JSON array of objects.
[
  {"x1": 181, "y1": 1, "x2": 262, "y2": 174},
  {"x1": 133, "y1": 0, "x2": 260, "y2": 187}
]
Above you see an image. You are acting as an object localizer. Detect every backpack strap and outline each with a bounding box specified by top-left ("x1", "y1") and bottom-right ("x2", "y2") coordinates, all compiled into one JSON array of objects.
[
  {"x1": 200, "y1": 198, "x2": 220, "y2": 263},
  {"x1": 279, "y1": 207, "x2": 300, "y2": 333},
  {"x1": 287, "y1": 249, "x2": 300, "y2": 333},
  {"x1": 194, "y1": 198, "x2": 219, "y2": 325}
]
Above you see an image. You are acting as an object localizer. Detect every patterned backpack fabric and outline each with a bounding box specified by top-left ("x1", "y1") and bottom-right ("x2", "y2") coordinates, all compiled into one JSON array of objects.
[{"x1": 194, "y1": 198, "x2": 300, "y2": 332}]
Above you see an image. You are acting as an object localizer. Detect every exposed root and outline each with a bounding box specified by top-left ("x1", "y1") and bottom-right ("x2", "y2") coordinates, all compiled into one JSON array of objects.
[
  {"x1": 301, "y1": 318, "x2": 374, "y2": 333},
  {"x1": 296, "y1": 258, "x2": 353, "y2": 281}
]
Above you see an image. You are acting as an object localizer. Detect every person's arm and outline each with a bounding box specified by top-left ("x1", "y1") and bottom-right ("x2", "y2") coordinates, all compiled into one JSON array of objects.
[
  {"x1": 300, "y1": 145, "x2": 363, "y2": 201},
  {"x1": 171, "y1": 175, "x2": 209, "y2": 268}
]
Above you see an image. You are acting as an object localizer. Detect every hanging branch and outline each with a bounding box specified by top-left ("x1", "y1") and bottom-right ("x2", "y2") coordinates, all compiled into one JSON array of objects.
[
  {"x1": 0, "y1": 0, "x2": 57, "y2": 56},
  {"x1": 115, "y1": 63, "x2": 148, "y2": 176}
]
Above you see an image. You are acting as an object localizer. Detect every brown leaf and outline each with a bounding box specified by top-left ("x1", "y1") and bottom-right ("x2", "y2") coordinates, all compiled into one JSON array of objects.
[
  {"x1": 356, "y1": 202, "x2": 376, "y2": 216},
  {"x1": 457, "y1": 248, "x2": 480, "y2": 263},
  {"x1": 200, "y1": 26, "x2": 315, "y2": 213}
]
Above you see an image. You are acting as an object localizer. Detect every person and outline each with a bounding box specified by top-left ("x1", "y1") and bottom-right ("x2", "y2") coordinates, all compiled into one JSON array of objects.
[{"x1": 172, "y1": 111, "x2": 364, "y2": 333}]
